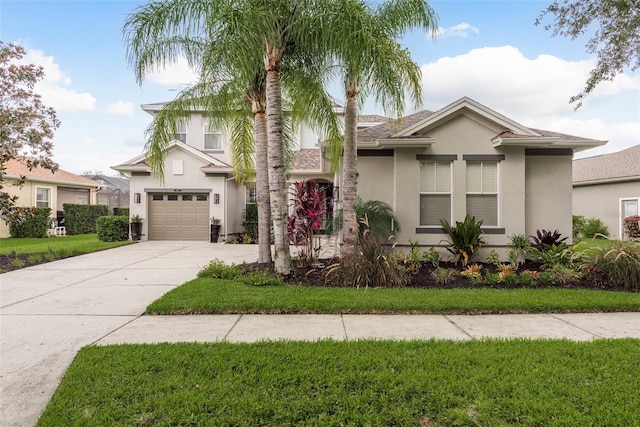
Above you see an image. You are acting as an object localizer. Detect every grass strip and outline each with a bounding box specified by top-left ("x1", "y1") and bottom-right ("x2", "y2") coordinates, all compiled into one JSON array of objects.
[
  {"x1": 0, "y1": 234, "x2": 133, "y2": 255},
  {"x1": 38, "y1": 339, "x2": 640, "y2": 426},
  {"x1": 146, "y1": 278, "x2": 640, "y2": 315}
]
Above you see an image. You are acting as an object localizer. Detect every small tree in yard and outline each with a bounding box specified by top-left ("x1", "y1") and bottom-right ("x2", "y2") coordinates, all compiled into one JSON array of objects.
[
  {"x1": 1, "y1": 42, "x2": 60, "y2": 224},
  {"x1": 288, "y1": 180, "x2": 326, "y2": 264}
]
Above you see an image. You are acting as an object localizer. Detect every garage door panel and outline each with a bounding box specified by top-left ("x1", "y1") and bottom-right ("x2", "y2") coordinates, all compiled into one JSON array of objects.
[{"x1": 148, "y1": 193, "x2": 210, "y2": 240}]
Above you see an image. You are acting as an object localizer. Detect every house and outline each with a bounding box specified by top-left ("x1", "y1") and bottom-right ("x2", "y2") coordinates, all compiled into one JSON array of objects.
[
  {"x1": 113, "y1": 97, "x2": 605, "y2": 252},
  {"x1": 83, "y1": 174, "x2": 130, "y2": 213},
  {"x1": 572, "y1": 145, "x2": 640, "y2": 239},
  {"x1": 1, "y1": 159, "x2": 100, "y2": 238}
]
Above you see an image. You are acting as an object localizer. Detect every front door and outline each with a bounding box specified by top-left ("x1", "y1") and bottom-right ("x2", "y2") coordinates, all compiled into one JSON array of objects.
[{"x1": 621, "y1": 199, "x2": 639, "y2": 239}]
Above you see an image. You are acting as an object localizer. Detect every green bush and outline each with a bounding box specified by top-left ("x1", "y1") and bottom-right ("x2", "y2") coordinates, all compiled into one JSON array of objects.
[
  {"x1": 113, "y1": 207, "x2": 130, "y2": 217},
  {"x1": 197, "y1": 259, "x2": 244, "y2": 280},
  {"x1": 242, "y1": 271, "x2": 284, "y2": 286},
  {"x1": 440, "y1": 215, "x2": 486, "y2": 266},
  {"x1": 587, "y1": 243, "x2": 640, "y2": 290},
  {"x1": 9, "y1": 207, "x2": 51, "y2": 238},
  {"x1": 96, "y1": 216, "x2": 129, "y2": 242},
  {"x1": 329, "y1": 198, "x2": 400, "y2": 241},
  {"x1": 624, "y1": 215, "x2": 640, "y2": 239},
  {"x1": 242, "y1": 203, "x2": 258, "y2": 241},
  {"x1": 582, "y1": 217, "x2": 609, "y2": 239},
  {"x1": 63, "y1": 204, "x2": 108, "y2": 235},
  {"x1": 573, "y1": 215, "x2": 585, "y2": 238}
]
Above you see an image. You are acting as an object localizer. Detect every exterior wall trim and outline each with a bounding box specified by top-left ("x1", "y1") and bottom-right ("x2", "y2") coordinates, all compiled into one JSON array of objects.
[
  {"x1": 415, "y1": 227, "x2": 505, "y2": 234},
  {"x1": 416, "y1": 154, "x2": 458, "y2": 161},
  {"x1": 462, "y1": 154, "x2": 505, "y2": 161},
  {"x1": 525, "y1": 148, "x2": 573, "y2": 156},
  {"x1": 144, "y1": 188, "x2": 213, "y2": 193},
  {"x1": 358, "y1": 149, "x2": 394, "y2": 157}
]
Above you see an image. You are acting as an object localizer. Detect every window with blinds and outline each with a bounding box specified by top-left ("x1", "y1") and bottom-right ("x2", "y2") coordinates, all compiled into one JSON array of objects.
[
  {"x1": 466, "y1": 161, "x2": 498, "y2": 226},
  {"x1": 172, "y1": 121, "x2": 186, "y2": 143},
  {"x1": 419, "y1": 161, "x2": 451, "y2": 225},
  {"x1": 203, "y1": 119, "x2": 223, "y2": 150}
]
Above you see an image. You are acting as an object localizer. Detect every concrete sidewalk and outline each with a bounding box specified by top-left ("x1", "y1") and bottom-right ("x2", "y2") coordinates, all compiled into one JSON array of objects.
[{"x1": 1, "y1": 240, "x2": 639, "y2": 427}]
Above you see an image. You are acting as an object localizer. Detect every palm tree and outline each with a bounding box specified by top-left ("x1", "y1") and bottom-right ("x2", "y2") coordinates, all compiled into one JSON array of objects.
[
  {"x1": 332, "y1": 0, "x2": 438, "y2": 251},
  {"x1": 123, "y1": 0, "x2": 343, "y2": 274}
]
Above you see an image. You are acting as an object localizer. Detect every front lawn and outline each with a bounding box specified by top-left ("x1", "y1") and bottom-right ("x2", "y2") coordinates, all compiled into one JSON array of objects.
[
  {"x1": 146, "y1": 278, "x2": 640, "y2": 314},
  {"x1": 0, "y1": 234, "x2": 134, "y2": 272},
  {"x1": 38, "y1": 339, "x2": 640, "y2": 426}
]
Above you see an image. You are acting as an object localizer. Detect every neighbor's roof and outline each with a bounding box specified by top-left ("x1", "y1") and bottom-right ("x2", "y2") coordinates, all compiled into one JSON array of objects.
[
  {"x1": 83, "y1": 174, "x2": 130, "y2": 190},
  {"x1": 358, "y1": 114, "x2": 388, "y2": 123},
  {"x1": 573, "y1": 144, "x2": 640, "y2": 184},
  {"x1": 3, "y1": 159, "x2": 99, "y2": 187}
]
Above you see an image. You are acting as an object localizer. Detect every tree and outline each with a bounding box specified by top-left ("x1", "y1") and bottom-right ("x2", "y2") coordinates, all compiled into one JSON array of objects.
[
  {"x1": 332, "y1": 0, "x2": 438, "y2": 251},
  {"x1": 536, "y1": 0, "x2": 640, "y2": 108},
  {"x1": 124, "y1": 0, "x2": 342, "y2": 273},
  {"x1": 0, "y1": 41, "x2": 60, "y2": 223}
]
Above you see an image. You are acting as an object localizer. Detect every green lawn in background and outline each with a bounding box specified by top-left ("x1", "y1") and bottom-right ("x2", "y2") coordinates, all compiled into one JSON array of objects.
[
  {"x1": 146, "y1": 278, "x2": 640, "y2": 315},
  {"x1": 0, "y1": 234, "x2": 134, "y2": 255},
  {"x1": 574, "y1": 238, "x2": 639, "y2": 255},
  {"x1": 37, "y1": 339, "x2": 640, "y2": 426}
]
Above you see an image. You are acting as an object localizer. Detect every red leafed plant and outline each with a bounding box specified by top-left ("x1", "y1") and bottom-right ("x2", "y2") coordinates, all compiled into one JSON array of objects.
[{"x1": 288, "y1": 180, "x2": 326, "y2": 264}]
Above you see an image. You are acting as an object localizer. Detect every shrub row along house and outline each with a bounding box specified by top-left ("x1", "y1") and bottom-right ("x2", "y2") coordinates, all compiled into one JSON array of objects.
[
  {"x1": 0, "y1": 159, "x2": 100, "y2": 238},
  {"x1": 572, "y1": 144, "x2": 640, "y2": 240},
  {"x1": 113, "y1": 97, "x2": 606, "y2": 253}
]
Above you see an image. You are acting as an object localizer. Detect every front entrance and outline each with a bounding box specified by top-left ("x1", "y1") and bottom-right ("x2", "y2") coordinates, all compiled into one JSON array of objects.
[{"x1": 148, "y1": 193, "x2": 210, "y2": 240}]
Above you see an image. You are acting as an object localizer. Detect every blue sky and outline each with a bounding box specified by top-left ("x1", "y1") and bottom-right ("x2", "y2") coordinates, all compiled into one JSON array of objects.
[{"x1": 2, "y1": 0, "x2": 639, "y2": 175}]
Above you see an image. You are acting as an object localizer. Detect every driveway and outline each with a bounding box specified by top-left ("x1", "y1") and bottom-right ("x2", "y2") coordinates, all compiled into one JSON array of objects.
[{"x1": 0, "y1": 241, "x2": 258, "y2": 427}]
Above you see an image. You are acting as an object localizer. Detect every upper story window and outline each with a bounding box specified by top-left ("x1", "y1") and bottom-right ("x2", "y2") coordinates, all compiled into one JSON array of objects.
[
  {"x1": 172, "y1": 122, "x2": 186, "y2": 143},
  {"x1": 203, "y1": 119, "x2": 223, "y2": 151},
  {"x1": 419, "y1": 161, "x2": 452, "y2": 226},
  {"x1": 466, "y1": 161, "x2": 498, "y2": 226},
  {"x1": 35, "y1": 186, "x2": 51, "y2": 208}
]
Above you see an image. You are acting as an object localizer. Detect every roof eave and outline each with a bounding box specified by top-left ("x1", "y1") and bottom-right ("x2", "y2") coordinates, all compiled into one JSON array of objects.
[
  {"x1": 358, "y1": 137, "x2": 435, "y2": 149},
  {"x1": 3, "y1": 174, "x2": 100, "y2": 189},
  {"x1": 573, "y1": 175, "x2": 640, "y2": 187},
  {"x1": 492, "y1": 137, "x2": 607, "y2": 152}
]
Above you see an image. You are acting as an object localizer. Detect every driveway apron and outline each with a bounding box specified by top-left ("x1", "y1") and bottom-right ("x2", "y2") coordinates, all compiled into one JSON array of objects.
[{"x1": 0, "y1": 241, "x2": 258, "y2": 427}]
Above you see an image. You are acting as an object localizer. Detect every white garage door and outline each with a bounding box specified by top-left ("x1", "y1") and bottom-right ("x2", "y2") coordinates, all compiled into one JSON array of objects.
[{"x1": 148, "y1": 193, "x2": 210, "y2": 240}]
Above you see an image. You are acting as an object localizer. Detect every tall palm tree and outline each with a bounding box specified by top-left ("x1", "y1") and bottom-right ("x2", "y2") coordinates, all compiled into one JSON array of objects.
[
  {"x1": 332, "y1": 0, "x2": 438, "y2": 251},
  {"x1": 124, "y1": 0, "x2": 342, "y2": 274}
]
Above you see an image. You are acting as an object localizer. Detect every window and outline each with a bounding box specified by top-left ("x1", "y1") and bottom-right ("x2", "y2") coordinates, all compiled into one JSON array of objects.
[
  {"x1": 182, "y1": 195, "x2": 192, "y2": 201},
  {"x1": 466, "y1": 161, "x2": 498, "y2": 226},
  {"x1": 172, "y1": 122, "x2": 186, "y2": 143},
  {"x1": 167, "y1": 195, "x2": 178, "y2": 201},
  {"x1": 419, "y1": 161, "x2": 451, "y2": 226},
  {"x1": 35, "y1": 187, "x2": 51, "y2": 208},
  {"x1": 203, "y1": 119, "x2": 223, "y2": 150},
  {"x1": 152, "y1": 194, "x2": 163, "y2": 201}
]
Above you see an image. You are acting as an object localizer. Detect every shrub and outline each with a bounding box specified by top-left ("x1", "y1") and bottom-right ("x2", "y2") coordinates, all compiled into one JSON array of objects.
[
  {"x1": 587, "y1": 243, "x2": 640, "y2": 290},
  {"x1": 63, "y1": 204, "x2": 108, "y2": 235},
  {"x1": 28, "y1": 254, "x2": 43, "y2": 264},
  {"x1": 197, "y1": 259, "x2": 244, "y2": 280},
  {"x1": 242, "y1": 203, "x2": 259, "y2": 242},
  {"x1": 623, "y1": 215, "x2": 640, "y2": 240},
  {"x1": 482, "y1": 272, "x2": 500, "y2": 285},
  {"x1": 527, "y1": 242, "x2": 585, "y2": 269},
  {"x1": 96, "y1": 215, "x2": 129, "y2": 242},
  {"x1": 325, "y1": 229, "x2": 408, "y2": 288},
  {"x1": 507, "y1": 233, "x2": 530, "y2": 264},
  {"x1": 113, "y1": 207, "x2": 130, "y2": 217},
  {"x1": 9, "y1": 207, "x2": 51, "y2": 238},
  {"x1": 460, "y1": 264, "x2": 483, "y2": 281},
  {"x1": 329, "y1": 197, "x2": 400, "y2": 242},
  {"x1": 430, "y1": 267, "x2": 457, "y2": 285},
  {"x1": 440, "y1": 215, "x2": 486, "y2": 266},
  {"x1": 539, "y1": 271, "x2": 555, "y2": 286},
  {"x1": 288, "y1": 180, "x2": 326, "y2": 264},
  {"x1": 548, "y1": 264, "x2": 582, "y2": 285},
  {"x1": 242, "y1": 271, "x2": 284, "y2": 287},
  {"x1": 485, "y1": 250, "x2": 501, "y2": 267},
  {"x1": 573, "y1": 215, "x2": 585, "y2": 238},
  {"x1": 398, "y1": 240, "x2": 423, "y2": 274},
  {"x1": 424, "y1": 248, "x2": 440, "y2": 268},
  {"x1": 582, "y1": 217, "x2": 609, "y2": 239},
  {"x1": 530, "y1": 229, "x2": 568, "y2": 251},
  {"x1": 519, "y1": 270, "x2": 538, "y2": 287}
]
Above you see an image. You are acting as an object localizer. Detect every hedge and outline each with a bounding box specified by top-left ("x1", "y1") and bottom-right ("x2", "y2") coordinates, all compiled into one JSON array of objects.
[
  {"x1": 9, "y1": 207, "x2": 51, "y2": 238},
  {"x1": 96, "y1": 216, "x2": 129, "y2": 242},
  {"x1": 63, "y1": 204, "x2": 108, "y2": 235},
  {"x1": 113, "y1": 207, "x2": 130, "y2": 217}
]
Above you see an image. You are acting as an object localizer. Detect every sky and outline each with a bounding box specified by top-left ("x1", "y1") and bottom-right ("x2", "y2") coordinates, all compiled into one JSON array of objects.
[{"x1": 1, "y1": 0, "x2": 639, "y2": 176}]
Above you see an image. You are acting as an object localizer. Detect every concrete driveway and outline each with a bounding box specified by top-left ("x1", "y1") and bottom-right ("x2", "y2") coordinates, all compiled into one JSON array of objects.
[{"x1": 0, "y1": 241, "x2": 258, "y2": 427}]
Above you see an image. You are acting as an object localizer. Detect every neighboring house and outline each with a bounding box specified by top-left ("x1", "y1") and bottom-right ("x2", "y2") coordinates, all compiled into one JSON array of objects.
[
  {"x1": 1, "y1": 159, "x2": 100, "y2": 238},
  {"x1": 83, "y1": 174, "x2": 130, "y2": 213},
  {"x1": 113, "y1": 97, "x2": 605, "y2": 250},
  {"x1": 572, "y1": 145, "x2": 640, "y2": 240}
]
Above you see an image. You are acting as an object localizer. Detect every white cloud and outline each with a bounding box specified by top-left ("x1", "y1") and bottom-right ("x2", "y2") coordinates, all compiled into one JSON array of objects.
[
  {"x1": 434, "y1": 22, "x2": 479, "y2": 38},
  {"x1": 105, "y1": 101, "x2": 134, "y2": 116},
  {"x1": 19, "y1": 48, "x2": 96, "y2": 112},
  {"x1": 145, "y1": 56, "x2": 199, "y2": 86}
]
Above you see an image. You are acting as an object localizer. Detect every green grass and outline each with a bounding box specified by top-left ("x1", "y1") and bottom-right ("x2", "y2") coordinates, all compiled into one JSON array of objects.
[
  {"x1": 574, "y1": 238, "x2": 640, "y2": 256},
  {"x1": 38, "y1": 339, "x2": 640, "y2": 426},
  {"x1": 146, "y1": 278, "x2": 640, "y2": 315},
  {"x1": 0, "y1": 234, "x2": 133, "y2": 255}
]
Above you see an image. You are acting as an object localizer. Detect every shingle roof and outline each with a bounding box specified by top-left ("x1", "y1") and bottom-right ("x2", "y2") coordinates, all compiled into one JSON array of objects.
[
  {"x1": 357, "y1": 110, "x2": 434, "y2": 143},
  {"x1": 358, "y1": 114, "x2": 388, "y2": 123},
  {"x1": 292, "y1": 149, "x2": 321, "y2": 170},
  {"x1": 573, "y1": 144, "x2": 640, "y2": 183},
  {"x1": 4, "y1": 159, "x2": 98, "y2": 186},
  {"x1": 83, "y1": 174, "x2": 130, "y2": 190}
]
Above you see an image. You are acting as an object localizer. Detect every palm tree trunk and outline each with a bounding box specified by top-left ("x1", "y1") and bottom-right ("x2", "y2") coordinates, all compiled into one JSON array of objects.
[
  {"x1": 265, "y1": 66, "x2": 291, "y2": 275},
  {"x1": 341, "y1": 88, "x2": 359, "y2": 252},
  {"x1": 254, "y1": 111, "x2": 272, "y2": 264}
]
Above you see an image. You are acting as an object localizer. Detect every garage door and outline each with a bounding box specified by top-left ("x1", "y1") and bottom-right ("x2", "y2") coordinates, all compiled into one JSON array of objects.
[{"x1": 148, "y1": 193, "x2": 210, "y2": 240}]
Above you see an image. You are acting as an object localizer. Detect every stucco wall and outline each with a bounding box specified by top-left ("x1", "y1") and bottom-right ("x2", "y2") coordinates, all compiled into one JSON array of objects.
[
  {"x1": 525, "y1": 154, "x2": 573, "y2": 242},
  {"x1": 573, "y1": 180, "x2": 640, "y2": 239},
  {"x1": 357, "y1": 156, "x2": 394, "y2": 207}
]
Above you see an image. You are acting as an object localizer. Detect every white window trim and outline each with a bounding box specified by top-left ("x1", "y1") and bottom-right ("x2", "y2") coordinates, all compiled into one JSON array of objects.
[
  {"x1": 466, "y1": 161, "x2": 500, "y2": 227},
  {"x1": 203, "y1": 122, "x2": 223, "y2": 151},
  {"x1": 419, "y1": 161, "x2": 453, "y2": 226},
  {"x1": 35, "y1": 186, "x2": 53, "y2": 209}
]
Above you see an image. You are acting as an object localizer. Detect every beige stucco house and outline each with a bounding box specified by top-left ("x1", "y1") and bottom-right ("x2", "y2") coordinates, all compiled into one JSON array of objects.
[
  {"x1": 573, "y1": 145, "x2": 640, "y2": 239},
  {"x1": 1, "y1": 159, "x2": 100, "y2": 238},
  {"x1": 113, "y1": 97, "x2": 605, "y2": 249}
]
